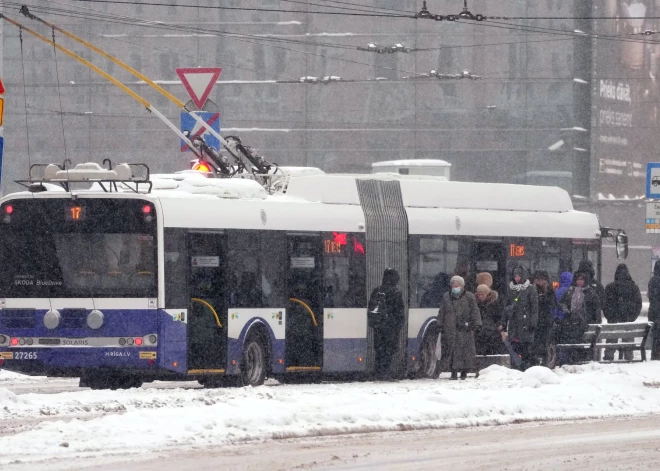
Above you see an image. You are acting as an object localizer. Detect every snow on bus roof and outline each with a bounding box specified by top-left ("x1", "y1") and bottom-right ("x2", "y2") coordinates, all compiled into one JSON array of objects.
[{"x1": 285, "y1": 174, "x2": 574, "y2": 212}]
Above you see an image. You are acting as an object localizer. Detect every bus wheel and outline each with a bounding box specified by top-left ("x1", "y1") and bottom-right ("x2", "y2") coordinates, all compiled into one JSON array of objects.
[
  {"x1": 417, "y1": 330, "x2": 440, "y2": 379},
  {"x1": 241, "y1": 334, "x2": 267, "y2": 387}
]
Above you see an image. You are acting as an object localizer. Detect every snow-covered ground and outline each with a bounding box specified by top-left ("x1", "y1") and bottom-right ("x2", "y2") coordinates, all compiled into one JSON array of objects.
[{"x1": 2, "y1": 362, "x2": 660, "y2": 467}]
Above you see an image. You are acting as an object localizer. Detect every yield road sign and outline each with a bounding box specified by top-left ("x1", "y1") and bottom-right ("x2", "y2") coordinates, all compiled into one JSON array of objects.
[
  {"x1": 176, "y1": 67, "x2": 222, "y2": 109},
  {"x1": 180, "y1": 111, "x2": 220, "y2": 152}
]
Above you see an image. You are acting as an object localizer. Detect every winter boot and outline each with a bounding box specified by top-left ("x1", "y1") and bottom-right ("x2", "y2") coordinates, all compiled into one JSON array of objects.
[
  {"x1": 450, "y1": 371, "x2": 458, "y2": 380},
  {"x1": 460, "y1": 371, "x2": 467, "y2": 380}
]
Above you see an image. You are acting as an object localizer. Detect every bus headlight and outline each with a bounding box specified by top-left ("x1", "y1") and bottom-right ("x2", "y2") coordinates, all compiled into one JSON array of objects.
[
  {"x1": 87, "y1": 310, "x2": 104, "y2": 330},
  {"x1": 44, "y1": 310, "x2": 61, "y2": 329}
]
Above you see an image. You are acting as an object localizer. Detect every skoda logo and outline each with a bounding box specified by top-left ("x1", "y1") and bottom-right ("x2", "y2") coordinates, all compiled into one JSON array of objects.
[
  {"x1": 455, "y1": 216, "x2": 461, "y2": 231},
  {"x1": 260, "y1": 209, "x2": 267, "y2": 225}
]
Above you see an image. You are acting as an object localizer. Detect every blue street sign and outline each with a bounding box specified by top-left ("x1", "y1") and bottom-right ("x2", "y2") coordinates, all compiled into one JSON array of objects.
[
  {"x1": 180, "y1": 112, "x2": 221, "y2": 152},
  {"x1": 646, "y1": 163, "x2": 660, "y2": 199}
]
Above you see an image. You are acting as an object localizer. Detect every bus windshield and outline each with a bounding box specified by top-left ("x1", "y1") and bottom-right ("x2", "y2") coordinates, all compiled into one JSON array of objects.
[{"x1": 0, "y1": 198, "x2": 157, "y2": 298}]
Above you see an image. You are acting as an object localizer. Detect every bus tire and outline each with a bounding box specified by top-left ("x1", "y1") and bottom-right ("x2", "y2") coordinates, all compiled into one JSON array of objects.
[
  {"x1": 241, "y1": 333, "x2": 267, "y2": 387},
  {"x1": 417, "y1": 328, "x2": 440, "y2": 379}
]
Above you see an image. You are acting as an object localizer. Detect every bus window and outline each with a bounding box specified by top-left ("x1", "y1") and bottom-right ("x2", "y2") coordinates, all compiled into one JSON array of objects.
[
  {"x1": 164, "y1": 229, "x2": 188, "y2": 308},
  {"x1": 322, "y1": 232, "x2": 366, "y2": 308},
  {"x1": 227, "y1": 231, "x2": 262, "y2": 308},
  {"x1": 261, "y1": 231, "x2": 287, "y2": 307},
  {"x1": 409, "y1": 236, "x2": 458, "y2": 308}
]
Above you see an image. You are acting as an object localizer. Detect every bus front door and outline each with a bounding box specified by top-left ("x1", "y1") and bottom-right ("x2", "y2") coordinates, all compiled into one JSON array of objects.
[{"x1": 187, "y1": 232, "x2": 227, "y2": 372}]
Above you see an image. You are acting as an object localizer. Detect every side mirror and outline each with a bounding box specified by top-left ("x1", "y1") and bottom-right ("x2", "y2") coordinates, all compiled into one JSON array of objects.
[{"x1": 616, "y1": 232, "x2": 628, "y2": 260}]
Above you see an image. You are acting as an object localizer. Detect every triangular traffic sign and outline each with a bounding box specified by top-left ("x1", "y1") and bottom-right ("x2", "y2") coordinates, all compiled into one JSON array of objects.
[
  {"x1": 176, "y1": 68, "x2": 222, "y2": 109},
  {"x1": 0, "y1": 78, "x2": 5, "y2": 95}
]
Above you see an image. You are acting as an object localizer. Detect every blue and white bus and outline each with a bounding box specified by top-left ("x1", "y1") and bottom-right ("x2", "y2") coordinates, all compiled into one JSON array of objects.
[{"x1": 0, "y1": 163, "x2": 623, "y2": 388}]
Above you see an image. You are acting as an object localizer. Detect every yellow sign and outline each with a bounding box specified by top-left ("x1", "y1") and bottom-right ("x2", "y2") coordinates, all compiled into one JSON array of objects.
[
  {"x1": 0, "y1": 97, "x2": 4, "y2": 126},
  {"x1": 0, "y1": 352, "x2": 14, "y2": 360},
  {"x1": 139, "y1": 351, "x2": 157, "y2": 360}
]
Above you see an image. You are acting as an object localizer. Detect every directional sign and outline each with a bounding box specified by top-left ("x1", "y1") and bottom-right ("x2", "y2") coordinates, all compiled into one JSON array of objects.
[
  {"x1": 647, "y1": 202, "x2": 660, "y2": 233},
  {"x1": 180, "y1": 111, "x2": 220, "y2": 152},
  {"x1": 646, "y1": 163, "x2": 660, "y2": 199},
  {"x1": 176, "y1": 68, "x2": 222, "y2": 109}
]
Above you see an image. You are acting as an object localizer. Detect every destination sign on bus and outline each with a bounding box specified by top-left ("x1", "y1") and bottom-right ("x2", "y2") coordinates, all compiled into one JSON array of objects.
[
  {"x1": 509, "y1": 244, "x2": 526, "y2": 257},
  {"x1": 66, "y1": 205, "x2": 85, "y2": 221}
]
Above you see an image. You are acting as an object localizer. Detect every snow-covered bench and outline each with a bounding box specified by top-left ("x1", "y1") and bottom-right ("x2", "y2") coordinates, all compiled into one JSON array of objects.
[{"x1": 553, "y1": 322, "x2": 654, "y2": 366}]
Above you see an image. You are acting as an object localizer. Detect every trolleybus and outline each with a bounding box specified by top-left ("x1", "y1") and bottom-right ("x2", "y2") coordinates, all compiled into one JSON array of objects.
[{"x1": 0, "y1": 162, "x2": 626, "y2": 388}]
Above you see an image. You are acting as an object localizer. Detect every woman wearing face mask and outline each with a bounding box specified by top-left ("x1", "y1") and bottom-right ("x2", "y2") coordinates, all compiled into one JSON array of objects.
[{"x1": 437, "y1": 275, "x2": 482, "y2": 380}]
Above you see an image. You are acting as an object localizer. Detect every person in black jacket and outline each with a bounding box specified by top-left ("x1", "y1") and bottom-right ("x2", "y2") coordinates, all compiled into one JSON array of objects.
[
  {"x1": 532, "y1": 270, "x2": 557, "y2": 367},
  {"x1": 368, "y1": 268, "x2": 405, "y2": 379},
  {"x1": 577, "y1": 260, "x2": 605, "y2": 323},
  {"x1": 603, "y1": 264, "x2": 642, "y2": 361},
  {"x1": 649, "y1": 261, "x2": 660, "y2": 360},
  {"x1": 499, "y1": 266, "x2": 539, "y2": 370},
  {"x1": 557, "y1": 272, "x2": 601, "y2": 364}
]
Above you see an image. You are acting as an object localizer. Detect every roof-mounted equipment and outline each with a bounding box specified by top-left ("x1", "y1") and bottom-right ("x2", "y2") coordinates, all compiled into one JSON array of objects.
[{"x1": 16, "y1": 160, "x2": 152, "y2": 193}]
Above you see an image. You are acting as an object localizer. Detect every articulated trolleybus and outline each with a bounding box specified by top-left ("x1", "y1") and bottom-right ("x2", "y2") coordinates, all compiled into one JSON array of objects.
[{"x1": 0, "y1": 162, "x2": 626, "y2": 389}]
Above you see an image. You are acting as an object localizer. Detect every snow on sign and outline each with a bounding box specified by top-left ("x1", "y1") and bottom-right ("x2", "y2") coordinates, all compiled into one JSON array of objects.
[
  {"x1": 180, "y1": 111, "x2": 220, "y2": 152},
  {"x1": 191, "y1": 256, "x2": 220, "y2": 268},
  {"x1": 176, "y1": 67, "x2": 222, "y2": 109}
]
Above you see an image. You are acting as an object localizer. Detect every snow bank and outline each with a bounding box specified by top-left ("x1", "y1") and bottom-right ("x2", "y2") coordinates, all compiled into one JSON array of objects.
[
  {"x1": 521, "y1": 366, "x2": 561, "y2": 388},
  {"x1": 2, "y1": 363, "x2": 660, "y2": 464}
]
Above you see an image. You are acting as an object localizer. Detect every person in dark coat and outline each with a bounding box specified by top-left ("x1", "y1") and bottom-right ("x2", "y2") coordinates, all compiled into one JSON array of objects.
[
  {"x1": 499, "y1": 266, "x2": 539, "y2": 370},
  {"x1": 577, "y1": 260, "x2": 605, "y2": 323},
  {"x1": 603, "y1": 264, "x2": 642, "y2": 361},
  {"x1": 368, "y1": 268, "x2": 405, "y2": 379},
  {"x1": 475, "y1": 283, "x2": 505, "y2": 355},
  {"x1": 532, "y1": 270, "x2": 557, "y2": 366},
  {"x1": 556, "y1": 272, "x2": 601, "y2": 364},
  {"x1": 437, "y1": 275, "x2": 482, "y2": 380},
  {"x1": 649, "y1": 261, "x2": 660, "y2": 360}
]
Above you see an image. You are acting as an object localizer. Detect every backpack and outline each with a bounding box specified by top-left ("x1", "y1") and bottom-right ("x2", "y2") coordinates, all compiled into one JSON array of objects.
[{"x1": 369, "y1": 290, "x2": 388, "y2": 329}]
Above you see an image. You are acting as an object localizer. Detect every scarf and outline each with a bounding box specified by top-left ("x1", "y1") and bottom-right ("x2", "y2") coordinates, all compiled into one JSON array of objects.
[
  {"x1": 509, "y1": 280, "x2": 530, "y2": 292},
  {"x1": 571, "y1": 287, "x2": 585, "y2": 314}
]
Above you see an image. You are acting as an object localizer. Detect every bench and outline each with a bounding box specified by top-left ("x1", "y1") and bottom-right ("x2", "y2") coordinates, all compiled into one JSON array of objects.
[{"x1": 554, "y1": 322, "x2": 653, "y2": 366}]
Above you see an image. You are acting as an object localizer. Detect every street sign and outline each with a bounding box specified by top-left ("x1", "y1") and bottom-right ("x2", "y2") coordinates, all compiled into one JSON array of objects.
[
  {"x1": 646, "y1": 163, "x2": 660, "y2": 199},
  {"x1": 0, "y1": 78, "x2": 5, "y2": 94},
  {"x1": 175, "y1": 67, "x2": 222, "y2": 109},
  {"x1": 180, "y1": 111, "x2": 220, "y2": 152},
  {"x1": 646, "y1": 202, "x2": 660, "y2": 233},
  {"x1": 0, "y1": 98, "x2": 4, "y2": 126}
]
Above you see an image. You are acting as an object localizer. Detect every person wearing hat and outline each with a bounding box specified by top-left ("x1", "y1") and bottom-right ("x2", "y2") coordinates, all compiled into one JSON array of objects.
[
  {"x1": 475, "y1": 283, "x2": 505, "y2": 356},
  {"x1": 532, "y1": 270, "x2": 557, "y2": 366},
  {"x1": 437, "y1": 275, "x2": 482, "y2": 380},
  {"x1": 499, "y1": 266, "x2": 539, "y2": 370}
]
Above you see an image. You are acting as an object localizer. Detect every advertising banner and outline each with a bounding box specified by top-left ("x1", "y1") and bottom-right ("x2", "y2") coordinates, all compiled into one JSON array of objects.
[{"x1": 591, "y1": 0, "x2": 660, "y2": 199}]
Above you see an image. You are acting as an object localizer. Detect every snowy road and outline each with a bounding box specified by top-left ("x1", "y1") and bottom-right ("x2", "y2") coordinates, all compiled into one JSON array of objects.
[
  {"x1": 6, "y1": 416, "x2": 660, "y2": 470},
  {"x1": 3, "y1": 363, "x2": 660, "y2": 469}
]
